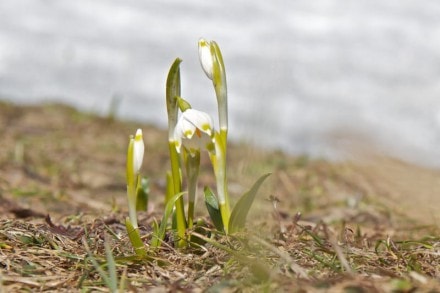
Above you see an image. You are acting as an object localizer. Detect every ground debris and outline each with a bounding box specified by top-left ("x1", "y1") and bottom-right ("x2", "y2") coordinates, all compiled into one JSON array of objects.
[
  {"x1": 0, "y1": 102, "x2": 439, "y2": 292},
  {"x1": 44, "y1": 215, "x2": 84, "y2": 240}
]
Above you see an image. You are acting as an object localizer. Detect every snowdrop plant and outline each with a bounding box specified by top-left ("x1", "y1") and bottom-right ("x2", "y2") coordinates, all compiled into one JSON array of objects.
[{"x1": 125, "y1": 39, "x2": 270, "y2": 254}]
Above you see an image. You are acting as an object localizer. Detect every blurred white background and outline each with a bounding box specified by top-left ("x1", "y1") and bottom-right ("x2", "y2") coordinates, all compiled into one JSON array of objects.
[{"x1": 1, "y1": 0, "x2": 440, "y2": 167}]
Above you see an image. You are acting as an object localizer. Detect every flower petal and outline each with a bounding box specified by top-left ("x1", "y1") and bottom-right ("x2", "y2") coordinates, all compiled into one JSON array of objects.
[
  {"x1": 174, "y1": 109, "x2": 215, "y2": 154},
  {"x1": 183, "y1": 109, "x2": 214, "y2": 135}
]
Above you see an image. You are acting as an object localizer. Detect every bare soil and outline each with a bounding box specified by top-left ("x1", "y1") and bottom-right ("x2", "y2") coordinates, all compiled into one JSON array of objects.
[{"x1": 0, "y1": 101, "x2": 439, "y2": 292}]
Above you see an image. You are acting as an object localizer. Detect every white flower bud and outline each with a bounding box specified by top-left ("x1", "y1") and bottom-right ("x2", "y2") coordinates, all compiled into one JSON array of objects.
[
  {"x1": 198, "y1": 38, "x2": 214, "y2": 80},
  {"x1": 133, "y1": 128, "x2": 144, "y2": 174}
]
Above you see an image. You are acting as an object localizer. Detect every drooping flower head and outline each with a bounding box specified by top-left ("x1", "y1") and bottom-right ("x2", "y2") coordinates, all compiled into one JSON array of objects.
[{"x1": 174, "y1": 109, "x2": 215, "y2": 155}]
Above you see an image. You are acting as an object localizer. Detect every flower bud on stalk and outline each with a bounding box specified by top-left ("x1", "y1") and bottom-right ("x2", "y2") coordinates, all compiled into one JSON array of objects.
[
  {"x1": 126, "y1": 129, "x2": 144, "y2": 228},
  {"x1": 198, "y1": 38, "x2": 228, "y2": 134},
  {"x1": 133, "y1": 129, "x2": 145, "y2": 175},
  {"x1": 198, "y1": 39, "x2": 214, "y2": 80},
  {"x1": 198, "y1": 38, "x2": 231, "y2": 231}
]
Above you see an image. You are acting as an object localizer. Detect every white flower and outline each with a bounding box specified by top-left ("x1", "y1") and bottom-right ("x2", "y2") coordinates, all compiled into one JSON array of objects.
[
  {"x1": 133, "y1": 128, "x2": 144, "y2": 174},
  {"x1": 198, "y1": 38, "x2": 214, "y2": 80},
  {"x1": 174, "y1": 109, "x2": 215, "y2": 155}
]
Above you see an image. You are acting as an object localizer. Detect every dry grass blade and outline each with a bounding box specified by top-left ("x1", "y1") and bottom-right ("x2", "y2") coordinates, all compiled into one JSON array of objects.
[
  {"x1": 250, "y1": 235, "x2": 309, "y2": 279},
  {"x1": 328, "y1": 232, "x2": 354, "y2": 275}
]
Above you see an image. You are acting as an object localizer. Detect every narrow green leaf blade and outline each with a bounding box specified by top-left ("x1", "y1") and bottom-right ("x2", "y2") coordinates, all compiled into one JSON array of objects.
[
  {"x1": 104, "y1": 240, "x2": 118, "y2": 292},
  {"x1": 165, "y1": 58, "x2": 182, "y2": 133},
  {"x1": 166, "y1": 58, "x2": 182, "y2": 104},
  {"x1": 150, "y1": 192, "x2": 185, "y2": 248},
  {"x1": 82, "y1": 238, "x2": 111, "y2": 289},
  {"x1": 229, "y1": 173, "x2": 271, "y2": 234},
  {"x1": 203, "y1": 186, "x2": 224, "y2": 232}
]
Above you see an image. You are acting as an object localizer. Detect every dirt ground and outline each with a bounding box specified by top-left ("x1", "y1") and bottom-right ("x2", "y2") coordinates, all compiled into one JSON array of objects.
[{"x1": 0, "y1": 101, "x2": 439, "y2": 292}]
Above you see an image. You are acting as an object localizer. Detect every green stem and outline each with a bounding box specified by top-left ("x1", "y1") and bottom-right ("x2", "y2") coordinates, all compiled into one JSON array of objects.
[
  {"x1": 165, "y1": 171, "x2": 173, "y2": 205},
  {"x1": 127, "y1": 184, "x2": 138, "y2": 228},
  {"x1": 220, "y1": 128, "x2": 228, "y2": 149},
  {"x1": 188, "y1": 201, "x2": 195, "y2": 229},
  {"x1": 219, "y1": 202, "x2": 230, "y2": 232},
  {"x1": 185, "y1": 151, "x2": 200, "y2": 228},
  {"x1": 126, "y1": 136, "x2": 138, "y2": 229},
  {"x1": 210, "y1": 132, "x2": 231, "y2": 233},
  {"x1": 169, "y1": 142, "x2": 187, "y2": 247},
  {"x1": 219, "y1": 128, "x2": 230, "y2": 229}
]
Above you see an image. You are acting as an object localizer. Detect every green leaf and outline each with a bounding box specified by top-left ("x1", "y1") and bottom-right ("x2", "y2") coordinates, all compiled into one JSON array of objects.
[
  {"x1": 83, "y1": 238, "x2": 116, "y2": 292},
  {"x1": 204, "y1": 186, "x2": 224, "y2": 232},
  {"x1": 229, "y1": 173, "x2": 271, "y2": 234},
  {"x1": 166, "y1": 58, "x2": 182, "y2": 103},
  {"x1": 150, "y1": 192, "x2": 185, "y2": 248},
  {"x1": 136, "y1": 177, "x2": 149, "y2": 211},
  {"x1": 125, "y1": 218, "x2": 146, "y2": 257},
  {"x1": 165, "y1": 58, "x2": 182, "y2": 132},
  {"x1": 104, "y1": 239, "x2": 118, "y2": 292},
  {"x1": 151, "y1": 219, "x2": 159, "y2": 236}
]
